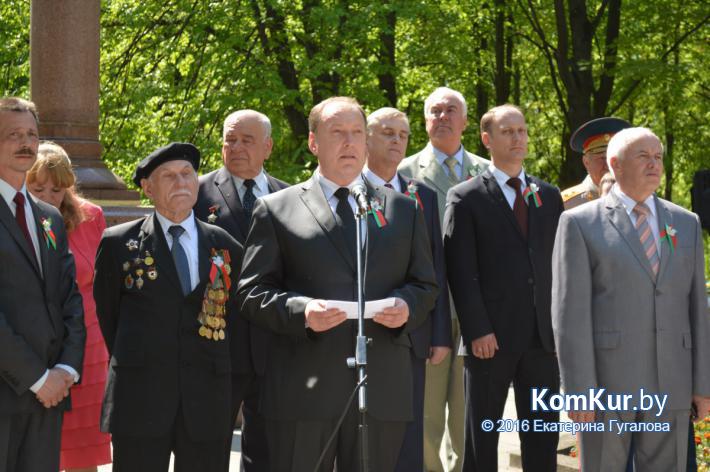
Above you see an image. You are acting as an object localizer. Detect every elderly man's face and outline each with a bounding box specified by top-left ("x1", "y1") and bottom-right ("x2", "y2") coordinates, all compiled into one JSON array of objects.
[
  {"x1": 583, "y1": 150, "x2": 609, "y2": 186},
  {"x1": 611, "y1": 135, "x2": 663, "y2": 200},
  {"x1": 481, "y1": 108, "x2": 528, "y2": 166},
  {"x1": 367, "y1": 116, "x2": 410, "y2": 168},
  {"x1": 0, "y1": 111, "x2": 39, "y2": 183},
  {"x1": 309, "y1": 102, "x2": 366, "y2": 186},
  {"x1": 425, "y1": 93, "x2": 467, "y2": 151},
  {"x1": 142, "y1": 160, "x2": 198, "y2": 217},
  {"x1": 222, "y1": 115, "x2": 273, "y2": 179}
]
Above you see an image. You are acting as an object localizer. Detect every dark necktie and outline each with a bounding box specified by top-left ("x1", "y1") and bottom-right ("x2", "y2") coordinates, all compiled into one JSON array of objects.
[
  {"x1": 334, "y1": 187, "x2": 357, "y2": 258},
  {"x1": 384, "y1": 183, "x2": 394, "y2": 189},
  {"x1": 13, "y1": 192, "x2": 37, "y2": 264},
  {"x1": 168, "y1": 225, "x2": 191, "y2": 295},
  {"x1": 242, "y1": 179, "x2": 257, "y2": 219},
  {"x1": 506, "y1": 177, "x2": 528, "y2": 239}
]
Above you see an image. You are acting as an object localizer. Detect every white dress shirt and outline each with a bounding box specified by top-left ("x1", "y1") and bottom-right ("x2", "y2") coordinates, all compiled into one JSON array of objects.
[
  {"x1": 613, "y1": 185, "x2": 661, "y2": 254},
  {"x1": 0, "y1": 177, "x2": 79, "y2": 391},
  {"x1": 489, "y1": 164, "x2": 527, "y2": 210},
  {"x1": 155, "y1": 210, "x2": 200, "y2": 291},
  {"x1": 363, "y1": 167, "x2": 402, "y2": 192},
  {"x1": 232, "y1": 169, "x2": 269, "y2": 202},
  {"x1": 431, "y1": 143, "x2": 465, "y2": 180}
]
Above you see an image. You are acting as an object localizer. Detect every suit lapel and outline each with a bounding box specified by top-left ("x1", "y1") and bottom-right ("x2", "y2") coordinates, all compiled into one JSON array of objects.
[
  {"x1": 0, "y1": 196, "x2": 42, "y2": 278},
  {"x1": 29, "y1": 198, "x2": 50, "y2": 283},
  {"x1": 194, "y1": 219, "x2": 215, "y2": 294},
  {"x1": 604, "y1": 193, "x2": 656, "y2": 282},
  {"x1": 265, "y1": 173, "x2": 282, "y2": 193},
  {"x1": 654, "y1": 196, "x2": 672, "y2": 283},
  {"x1": 214, "y1": 168, "x2": 249, "y2": 240},
  {"x1": 363, "y1": 180, "x2": 387, "y2": 257},
  {"x1": 299, "y1": 176, "x2": 356, "y2": 271},
  {"x1": 418, "y1": 145, "x2": 452, "y2": 198},
  {"x1": 139, "y1": 214, "x2": 183, "y2": 292},
  {"x1": 482, "y1": 170, "x2": 526, "y2": 243},
  {"x1": 525, "y1": 175, "x2": 540, "y2": 244}
]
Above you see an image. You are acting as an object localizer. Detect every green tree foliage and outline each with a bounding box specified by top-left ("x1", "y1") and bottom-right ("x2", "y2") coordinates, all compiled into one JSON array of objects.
[{"x1": 1, "y1": 0, "x2": 707, "y2": 207}]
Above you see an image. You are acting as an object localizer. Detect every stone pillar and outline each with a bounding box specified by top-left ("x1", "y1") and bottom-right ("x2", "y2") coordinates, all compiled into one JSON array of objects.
[{"x1": 30, "y1": 0, "x2": 147, "y2": 225}]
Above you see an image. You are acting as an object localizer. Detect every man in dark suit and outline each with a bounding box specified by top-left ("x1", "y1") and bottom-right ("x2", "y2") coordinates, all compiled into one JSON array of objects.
[
  {"x1": 94, "y1": 142, "x2": 243, "y2": 471},
  {"x1": 194, "y1": 110, "x2": 288, "y2": 471},
  {"x1": 444, "y1": 104, "x2": 563, "y2": 471},
  {"x1": 0, "y1": 97, "x2": 85, "y2": 472},
  {"x1": 237, "y1": 97, "x2": 438, "y2": 472},
  {"x1": 364, "y1": 107, "x2": 452, "y2": 472}
]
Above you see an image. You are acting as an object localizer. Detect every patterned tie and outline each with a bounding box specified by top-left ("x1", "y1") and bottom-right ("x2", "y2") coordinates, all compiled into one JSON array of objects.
[
  {"x1": 13, "y1": 192, "x2": 37, "y2": 264},
  {"x1": 168, "y1": 225, "x2": 192, "y2": 295},
  {"x1": 506, "y1": 177, "x2": 528, "y2": 239},
  {"x1": 633, "y1": 203, "x2": 659, "y2": 276},
  {"x1": 444, "y1": 156, "x2": 460, "y2": 184},
  {"x1": 334, "y1": 187, "x2": 356, "y2": 258},
  {"x1": 242, "y1": 179, "x2": 257, "y2": 220}
]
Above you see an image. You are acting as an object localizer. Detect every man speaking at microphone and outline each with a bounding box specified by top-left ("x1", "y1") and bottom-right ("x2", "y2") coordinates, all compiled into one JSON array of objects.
[{"x1": 237, "y1": 96, "x2": 438, "y2": 472}]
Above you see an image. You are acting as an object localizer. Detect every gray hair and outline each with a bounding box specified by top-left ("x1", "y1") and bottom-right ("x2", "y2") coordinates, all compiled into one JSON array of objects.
[
  {"x1": 366, "y1": 107, "x2": 409, "y2": 135},
  {"x1": 424, "y1": 87, "x2": 467, "y2": 119},
  {"x1": 223, "y1": 109, "x2": 272, "y2": 140},
  {"x1": 606, "y1": 127, "x2": 664, "y2": 172}
]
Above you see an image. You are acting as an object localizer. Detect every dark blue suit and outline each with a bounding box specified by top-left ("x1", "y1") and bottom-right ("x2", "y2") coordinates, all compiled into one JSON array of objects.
[{"x1": 394, "y1": 175, "x2": 452, "y2": 472}]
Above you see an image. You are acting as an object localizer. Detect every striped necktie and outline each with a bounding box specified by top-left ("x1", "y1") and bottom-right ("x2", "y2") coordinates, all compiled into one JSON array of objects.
[
  {"x1": 633, "y1": 203, "x2": 659, "y2": 276},
  {"x1": 444, "y1": 156, "x2": 460, "y2": 184}
]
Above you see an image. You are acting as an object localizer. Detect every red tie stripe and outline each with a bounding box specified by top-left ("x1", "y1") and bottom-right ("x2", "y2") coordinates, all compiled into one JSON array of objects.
[{"x1": 633, "y1": 203, "x2": 659, "y2": 276}]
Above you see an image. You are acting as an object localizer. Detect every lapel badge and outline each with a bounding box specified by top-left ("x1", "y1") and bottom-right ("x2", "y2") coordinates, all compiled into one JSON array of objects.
[
  {"x1": 124, "y1": 274, "x2": 134, "y2": 289},
  {"x1": 147, "y1": 267, "x2": 158, "y2": 280},
  {"x1": 522, "y1": 182, "x2": 542, "y2": 208},
  {"x1": 126, "y1": 239, "x2": 139, "y2": 251},
  {"x1": 122, "y1": 261, "x2": 131, "y2": 272},
  {"x1": 368, "y1": 197, "x2": 388, "y2": 228},
  {"x1": 40, "y1": 217, "x2": 57, "y2": 250},
  {"x1": 405, "y1": 181, "x2": 424, "y2": 211},
  {"x1": 207, "y1": 205, "x2": 220, "y2": 224},
  {"x1": 143, "y1": 250, "x2": 154, "y2": 266}
]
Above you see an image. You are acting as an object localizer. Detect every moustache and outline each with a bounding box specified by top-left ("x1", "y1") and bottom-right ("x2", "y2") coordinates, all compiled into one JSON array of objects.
[{"x1": 15, "y1": 147, "x2": 36, "y2": 157}]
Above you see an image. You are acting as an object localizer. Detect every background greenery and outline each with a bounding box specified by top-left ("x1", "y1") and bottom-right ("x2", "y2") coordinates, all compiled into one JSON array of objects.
[{"x1": 2, "y1": 0, "x2": 707, "y2": 202}]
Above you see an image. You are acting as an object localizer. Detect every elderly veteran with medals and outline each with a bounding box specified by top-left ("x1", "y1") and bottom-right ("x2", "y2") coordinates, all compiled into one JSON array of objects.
[
  {"x1": 562, "y1": 117, "x2": 631, "y2": 210},
  {"x1": 93, "y1": 143, "x2": 243, "y2": 471}
]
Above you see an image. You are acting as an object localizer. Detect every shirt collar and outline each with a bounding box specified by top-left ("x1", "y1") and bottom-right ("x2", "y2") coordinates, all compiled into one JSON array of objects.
[
  {"x1": 155, "y1": 210, "x2": 197, "y2": 241},
  {"x1": 613, "y1": 185, "x2": 657, "y2": 219},
  {"x1": 430, "y1": 142, "x2": 464, "y2": 167},
  {"x1": 363, "y1": 166, "x2": 400, "y2": 191},
  {"x1": 488, "y1": 163, "x2": 526, "y2": 189},
  {"x1": 0, "y1": 177, "x2": 29, "y2": 210},
  {"x1": 232, "y1": 169, "x2": 268, "y2": 194},
  {"x1": 315, "y1": 169, "x2": 364, "y2": 201}
]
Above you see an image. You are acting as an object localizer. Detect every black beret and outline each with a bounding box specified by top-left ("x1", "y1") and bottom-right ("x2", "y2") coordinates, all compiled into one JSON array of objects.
[
  {"x1": 570, "y1": 117, "x2": 632, "y2": 154},
  {"x1": 132, "y1": 142, "x2": 200, "y2": 186}
]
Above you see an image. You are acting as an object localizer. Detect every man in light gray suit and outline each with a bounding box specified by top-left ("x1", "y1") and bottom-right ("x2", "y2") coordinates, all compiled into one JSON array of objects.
[
  {"x1": 552, "y1": 127, "x2": 710, "y2": 470},
  {"x1": 399, "y1": 87, "x2": 488, "y2": 472}
]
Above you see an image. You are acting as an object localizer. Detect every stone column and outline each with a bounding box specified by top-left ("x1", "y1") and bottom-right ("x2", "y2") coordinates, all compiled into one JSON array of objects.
[{"x1": 30, "y1": 0, "x2": 146, "y2": 224}]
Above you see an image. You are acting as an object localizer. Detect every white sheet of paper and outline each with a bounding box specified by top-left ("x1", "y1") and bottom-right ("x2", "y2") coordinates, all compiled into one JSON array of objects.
[{"x1": 325, "y1": 298, "x2": 396, "y2": 319}]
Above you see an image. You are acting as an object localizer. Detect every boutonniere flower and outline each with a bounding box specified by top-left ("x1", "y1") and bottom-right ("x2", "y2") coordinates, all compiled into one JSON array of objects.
[
  {"x1": 522, "y1": 183, "x2": 542, "y2": 208},
  {"x1": 40, "y1": 217, "x2": 57, "y2": 249},
  {"x1": 368, "y1": 198, "x2": 388, "y2": 228},
  {"x1": 207, "y1": 205, "x2": 219, "y2": 223},
  {"x1": 199, "y1": 248, "x2": 233, "y2": 342},
  {"x1": 405, "y1": 181, "x2": 424, "y2": 211},
  {"x1": 659, "y1": 224, "x2": 677, "y2": 253}
]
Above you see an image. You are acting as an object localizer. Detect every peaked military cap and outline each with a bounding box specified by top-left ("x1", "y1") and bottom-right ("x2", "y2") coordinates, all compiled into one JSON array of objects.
[{"x1": 570, "y1": 117, "x2": 631, "y2": 154}]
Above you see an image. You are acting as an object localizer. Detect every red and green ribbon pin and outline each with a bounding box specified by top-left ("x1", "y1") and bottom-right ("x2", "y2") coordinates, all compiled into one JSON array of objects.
[
  {"x1": 659, "y1": 224, "x2": 677, "y2": 254},
  {"x1": 369, "y1": 198, "x2": 388, "y2": 228},
  {"x1": 209, "y1": 249, "x2": 232, "y2": 290},
  {"x1": 405, "y1": 182, "x2": 424, "y2": 211},
  {"x1": 41, "y1": 217, "x2": 57, "y2": 250},
  {"x1": 522, "y1": 183, "x2": 542, "y2": 208}
]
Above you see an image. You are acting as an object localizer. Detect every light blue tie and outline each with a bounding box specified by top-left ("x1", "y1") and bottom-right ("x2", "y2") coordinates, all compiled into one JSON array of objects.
[{"x1": 168, "y1": 225, "x2": 191, "y2": 295}]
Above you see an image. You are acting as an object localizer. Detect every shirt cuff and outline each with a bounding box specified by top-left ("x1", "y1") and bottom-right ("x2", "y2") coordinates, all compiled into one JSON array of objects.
[
  {"x1": 29, "y1": 370, "x2": 49, "y2": 393},
  {"x1": 55, "y1": 364, "x2": 80, "y2": 383}
]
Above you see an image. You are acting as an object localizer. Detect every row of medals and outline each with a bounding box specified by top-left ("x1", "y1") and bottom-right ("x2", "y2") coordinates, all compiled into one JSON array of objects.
[
  {"x1": 199, "y1": 287, "x2": 227, "y2": 341},
  {"x1": 123, "y1": 251, "x2": 157, "y2": 290}
]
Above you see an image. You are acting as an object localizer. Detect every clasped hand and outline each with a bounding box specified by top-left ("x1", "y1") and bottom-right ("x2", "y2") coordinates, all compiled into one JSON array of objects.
[
  {"x1": 35, "y1": 367, "x2": 74, "y2": 408},
  {"x1": 305, "y1": 298, "x2": 409, "y2": 332}
]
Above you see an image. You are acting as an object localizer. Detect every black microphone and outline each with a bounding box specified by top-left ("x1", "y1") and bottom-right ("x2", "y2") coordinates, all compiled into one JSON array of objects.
[{"x1": 351, "y1": 184, "x2": 370, "y2": 214}]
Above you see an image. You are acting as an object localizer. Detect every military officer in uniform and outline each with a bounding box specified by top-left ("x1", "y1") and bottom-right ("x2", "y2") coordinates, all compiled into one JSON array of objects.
[{"x1": 561, "y1": 117, "x2": 630, "y2": 209}]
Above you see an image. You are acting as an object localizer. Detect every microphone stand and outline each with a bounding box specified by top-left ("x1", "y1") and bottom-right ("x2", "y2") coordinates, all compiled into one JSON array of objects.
[{"x1": 347, "y1": 203, "x2": 370, "y2": 472}]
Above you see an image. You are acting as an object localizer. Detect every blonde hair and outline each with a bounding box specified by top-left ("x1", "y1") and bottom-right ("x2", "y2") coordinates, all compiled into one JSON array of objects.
[
  {"x1": 27, "y1": 141, "x2": 86, "y2": 232},
  {"x1": 308, "y1": 97, "x2": 366, "y2": 133}
]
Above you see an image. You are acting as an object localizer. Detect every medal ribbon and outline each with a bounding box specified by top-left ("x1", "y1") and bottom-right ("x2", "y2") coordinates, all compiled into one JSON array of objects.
[
  {"x1": 660, "y1": 224, "x2": 677, "y2": 254},
  {"x1": 522, "y1": 186, "x2": 542, "y2": 208},
  {"x1": 369, "y1": 208, "x2": 388, "y2": 228},
  {"x1": 405, "y1": 190, "x2": 424, "y2": 211},
  {"x1": 209, "y1": 250, "x2": 232, "y2": 290},
  {"x1": 41, "y1": 218, "x2": 57, "y2": 249}
]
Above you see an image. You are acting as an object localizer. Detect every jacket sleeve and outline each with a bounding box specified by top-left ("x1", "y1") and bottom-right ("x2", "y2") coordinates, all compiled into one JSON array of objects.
[
  {"x1": 426, "y1": 196, "x2": 452, "y2": 348},
  {"x1": 93, "y1": 232, "x2": 122, "y2": 355}
]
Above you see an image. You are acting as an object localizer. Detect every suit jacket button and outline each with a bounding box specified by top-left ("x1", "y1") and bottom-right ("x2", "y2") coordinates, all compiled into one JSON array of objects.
[
  {"x1": 655, "y1": 289, "x2": 661, "y2": 295},
  {"x1": 527, "y1": 278, "x2": 534, "y2": 284}
]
